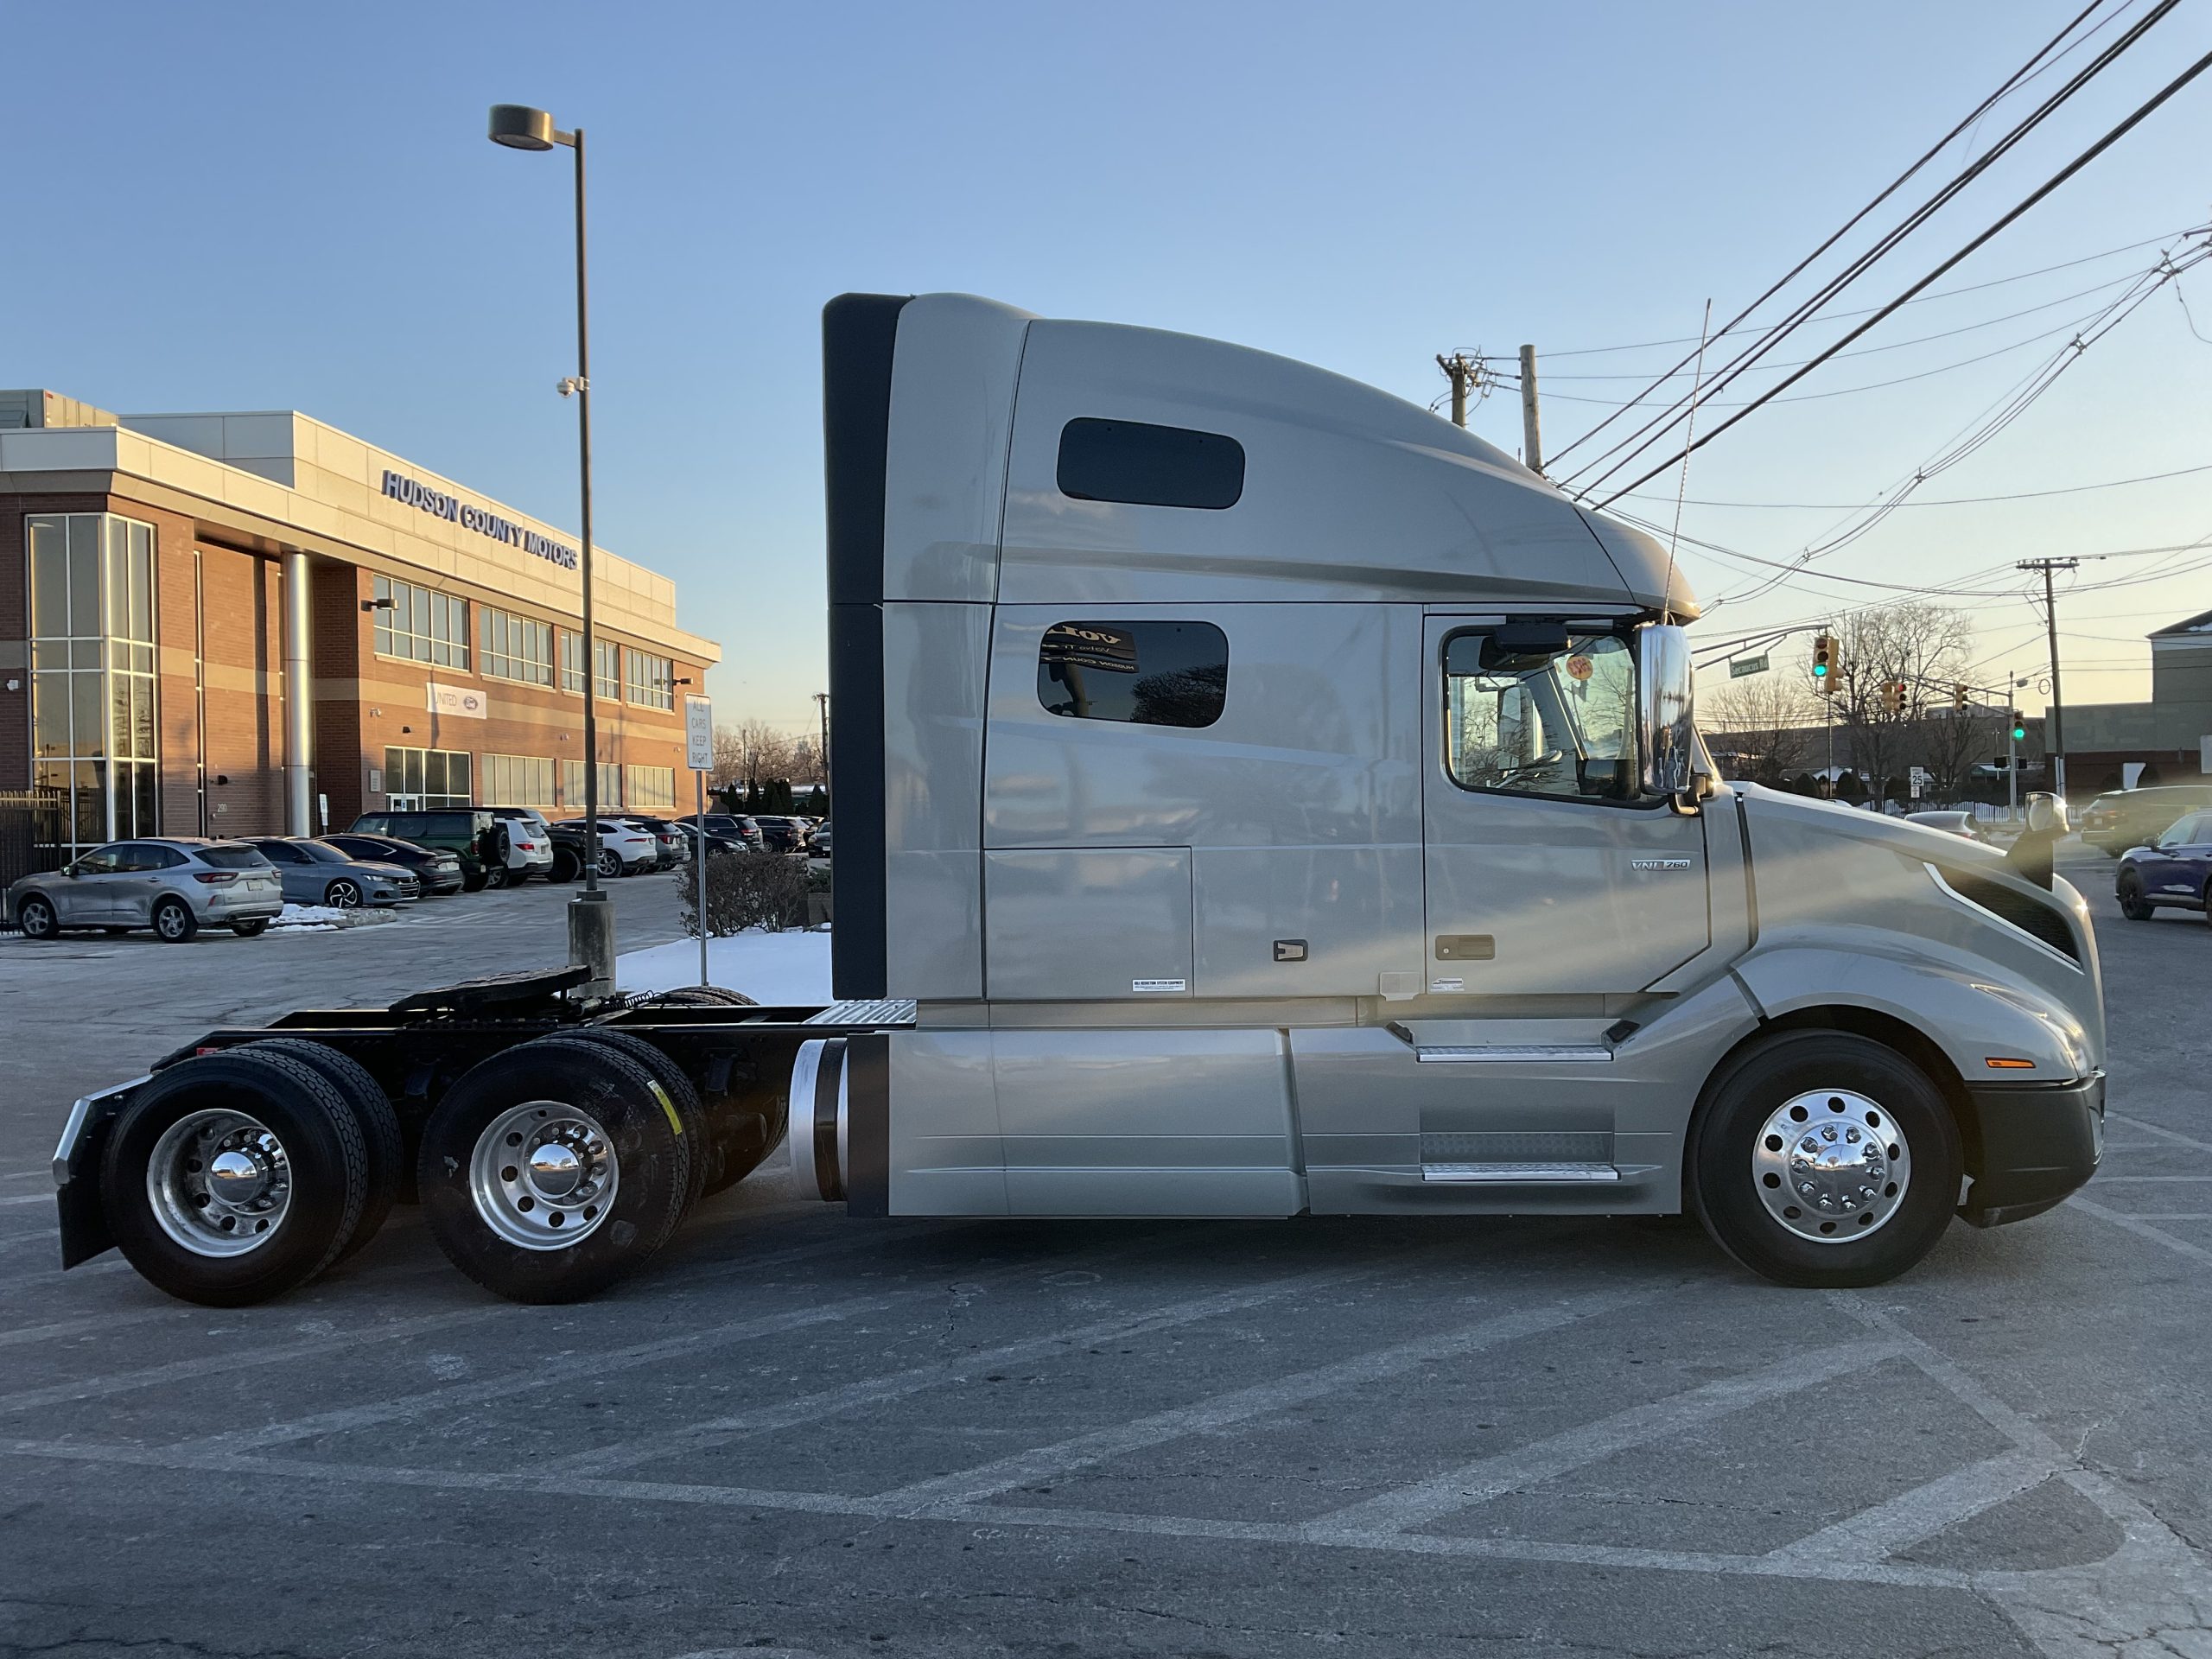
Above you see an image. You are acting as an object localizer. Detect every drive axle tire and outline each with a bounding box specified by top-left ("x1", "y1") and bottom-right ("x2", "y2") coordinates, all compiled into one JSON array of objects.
[
  {"x1": 632, "y1": 987, "x2": 759, "y2": 1009},
  {"x1": 1688, "y1": 1032, "x2": 1961, "y2": 1290},
  {"x1": 101, "y1": 1051, "x2": 370, "y2": 1306},
  {"x1": 416, "y1": 1039, "x2": 689, "y2": 1304},
  {"x1": 539, "y1": 1030, "x2": 709, "y2": 1213},
  {"x1": 243, "y1": 1039, "x2": 404, "y2": 1266}
]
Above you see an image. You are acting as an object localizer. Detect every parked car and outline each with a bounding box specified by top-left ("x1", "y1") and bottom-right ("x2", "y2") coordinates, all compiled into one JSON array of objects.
[
  {"x1": 672, "y1": 821, "x2": 749, "y2": 859},
  {"x1": 320, "y1": 832, "x2": 466, "y2": 896},
  {"x1": 615, "y1": 815, "x2": 686, "y2": 870},
  {"x1": 547, "y1": 817, "x2": 660, "y2": 880},
  {"x1": 481, "y1": 806, "x2": 558, "y2": 885},
  {"x1": 2079, "y1": 784, "x2": 2212, "y2": 856},
  {"x1": 683, "y1": 811, "x2": 762, "y2": 848},
  {"x1": 2116, "y1": 809, "x2": 2212, "y2": 925},
  {"x1": 6, "y1": 838, "x2": 283, "y2": 943},
  {"x1": 1904, "y1": 810, "x2": 1989, "y2": 842},
  {"x1": 247, "y1": 837, "x2": 419, "y2": 908},
  {"x1": 348, "y1": 809, "x2": 505, "y2": 890},
  {"x1": 751, "y1": 815, "x2": 812, "y2": 854},
  {"x1": 811, "y1": 820, "x2": 831, "y2": 856}
]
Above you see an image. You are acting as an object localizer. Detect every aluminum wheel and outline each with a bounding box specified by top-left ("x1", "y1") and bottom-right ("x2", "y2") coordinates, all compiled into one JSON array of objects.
[
  {"x1": 1751, "y1": 1088, "x2": 1911, "y2": 1244},
  {"x1": 145, "y1": 1108, "x2": 293, "y2": 1257},
  {"x1": 467, "y1": 1100, "x2": 620, "y2": 1251}
]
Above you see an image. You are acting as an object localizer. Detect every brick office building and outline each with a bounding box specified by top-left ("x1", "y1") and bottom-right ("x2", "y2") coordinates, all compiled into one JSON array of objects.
[{"x1": 1, "y1": 389, "x2": 718, "y2": 855}]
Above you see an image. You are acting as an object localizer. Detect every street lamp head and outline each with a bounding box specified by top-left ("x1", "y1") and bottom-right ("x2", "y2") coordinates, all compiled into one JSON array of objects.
[{"x1": 488, "y1": 104, "x2": 560, "y2": 150}]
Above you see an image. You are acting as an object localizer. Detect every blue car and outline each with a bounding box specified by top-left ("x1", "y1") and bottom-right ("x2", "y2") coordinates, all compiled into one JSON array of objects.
[{"x1": 2116, "y1": 808, "x2": 2212, "y2": 926}]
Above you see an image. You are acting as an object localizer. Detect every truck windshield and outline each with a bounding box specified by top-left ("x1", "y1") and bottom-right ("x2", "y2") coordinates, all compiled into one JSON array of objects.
[{"x1": 1444, "y1": 630, "x2": 1637, "y2": 800}]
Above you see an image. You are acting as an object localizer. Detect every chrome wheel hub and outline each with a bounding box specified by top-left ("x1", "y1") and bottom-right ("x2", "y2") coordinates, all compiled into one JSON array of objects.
[
  {"x1": 147, "y1": 1109, "x2": 293, "y2": 1256},
  {"x1": 1751, "y1": 1088, "x2": 1911, "y2": 1245},
  {"x1": 468, "y1": 1101, "x2": 618, "y2": 1250}
]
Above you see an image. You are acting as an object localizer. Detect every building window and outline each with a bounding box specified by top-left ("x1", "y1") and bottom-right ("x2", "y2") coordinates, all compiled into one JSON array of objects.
[
  {"x1": 560, "y1": 759, "x2": 623, "y2": 810},
  {"x1": 482, "y1": 608, "x2": 553, "y2": 686},
  {"x1": 626, "y1": 765, "x2": 676, "y2": 810},
  {"x1": 595, "y1": 638, "x2": 621, "y2": 702},
  {"x1": 1442, "y1": 627, "x2": 1637, "y2": 802},
  {"x1": 1057, "y1": 418, "x2": 1245, "y2": 511},
  {"x1": 1036, "y1": 620, "x2": 1229, "y2": 729},
  {"x1": 626, "y1": 650, "x2": 675, "y2": 709},
  {"x1": 560, "y1": 631, "x2": 586, "y2": 695},
  {"x1": 481, "y1": 753, "x2": 556, "y2": 807},
  {"x1": 372, "y1": 575, "x2": 470, "y2": 669},
  {"x1": 27, "y1": 512, "x2": 158, "y2": 855},
  {"x1": 383, "y1": 745, "x2": 473, "y2": 810}
]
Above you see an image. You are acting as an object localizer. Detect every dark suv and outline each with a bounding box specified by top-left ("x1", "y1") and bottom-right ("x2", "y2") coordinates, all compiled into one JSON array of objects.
[
  {"x1": 348, "y1": 809, "x2": 504, "y2": 890},
  {"x1": 2079, "y1": 785, "x2": 2212, "y2": 857}
]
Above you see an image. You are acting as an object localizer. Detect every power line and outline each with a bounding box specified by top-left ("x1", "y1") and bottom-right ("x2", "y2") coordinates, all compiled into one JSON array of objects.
[
  {"x1": 1606, "y1": 458, "x2": 2212, "y2": 510},
  {"x1": 1586, "y1": 43, "x2": 2212, "y2": 508},
  {"x1": 1541, "y1": 1, "x2": 2126, "y2": 473},
  {"x1": 1556, "y1": 3, "x2": 2175, "y2": 488}
]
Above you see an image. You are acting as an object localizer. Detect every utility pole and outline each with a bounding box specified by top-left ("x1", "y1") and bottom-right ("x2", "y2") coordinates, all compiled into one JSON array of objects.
[
  {"x1": 1435, "y1": 353, "x2": 1478, "y2": 429},
  {"x1": 1518, "y1": 344, "x2": 1543, "y2": 474},
  {"x1": 2018, "y1": 558, "x2": 2078, "y2": 798},
  {"x1": 814, "y1": 691, "x2": 830, "y2": 808}
]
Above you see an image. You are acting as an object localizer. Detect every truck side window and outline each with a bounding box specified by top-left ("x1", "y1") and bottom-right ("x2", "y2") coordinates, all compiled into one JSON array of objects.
[
  {"x1": 1443, "y1": 628, "x2": 1637, "y2": 801},
  {"x1": 1057, "y1": 418, "x2": 1245, "y2": 510},
  {"x1": 1037, "y1": 620, "x2": 1229, "y2": 729}
]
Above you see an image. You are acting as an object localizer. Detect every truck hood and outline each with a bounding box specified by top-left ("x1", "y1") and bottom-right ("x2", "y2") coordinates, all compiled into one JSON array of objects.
[{"x1": 1731, "y1": 784, "x2": 2010, "y2": 869}]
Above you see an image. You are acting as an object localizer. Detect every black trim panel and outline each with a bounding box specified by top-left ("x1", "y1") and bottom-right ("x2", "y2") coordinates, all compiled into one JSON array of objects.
[
  {"x1": 842, "y1": 1033, "x2": 890, "y2": 1218},
  {"x1": 1959, "y1": 1071, "x2": 2104, "y2": 1227},
  {"x1": 823, "y1": 293, "x2": 908, "y2": 1001}
]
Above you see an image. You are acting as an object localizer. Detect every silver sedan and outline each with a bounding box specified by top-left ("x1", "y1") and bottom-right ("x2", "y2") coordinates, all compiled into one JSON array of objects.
[{"x1": 245, "y1": 837, "x2": 419, "y2": 908}]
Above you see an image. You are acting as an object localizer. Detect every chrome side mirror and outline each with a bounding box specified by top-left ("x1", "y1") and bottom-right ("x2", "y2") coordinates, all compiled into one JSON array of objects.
[{"x1": 1639, "y1": 623, "x2": 1700, "y2": 800}]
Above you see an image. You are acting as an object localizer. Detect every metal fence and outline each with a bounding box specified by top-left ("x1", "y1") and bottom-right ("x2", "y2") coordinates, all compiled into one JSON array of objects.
[{"x1": 0, "y1": 789, "x2": 68, "y2": 930}]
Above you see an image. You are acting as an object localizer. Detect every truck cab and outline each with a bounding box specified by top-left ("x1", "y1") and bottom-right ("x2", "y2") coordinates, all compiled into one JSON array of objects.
[{"x1": 804, "y1": 291, "x2": 2105, "y2": 1287}]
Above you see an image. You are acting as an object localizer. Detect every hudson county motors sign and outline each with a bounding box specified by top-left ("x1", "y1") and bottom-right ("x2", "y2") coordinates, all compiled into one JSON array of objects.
[{"x1": 381, "y1": 469, "x2": 579, "y2": 570}]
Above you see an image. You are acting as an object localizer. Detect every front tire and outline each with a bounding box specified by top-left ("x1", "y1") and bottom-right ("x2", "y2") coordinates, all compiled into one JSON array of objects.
[
  {"x1": 16, "y1": 894, "x2": 60, "y2": 940},
  {"x1": 325, "y1": 879, "x2": 362, "y2": 909},
  {"x1": 2118, "y1": 873, "x2": 2156, "y2": 921},
  {"x1": 1688, "y1": 1032, "x2": 1961, "y2": 1289},
  {"x1": 100, "y1": 1051, "x2": 370, "y2": 1306},
  {"x1": 151, "y1": 897, "x2": 198, "y2": 943},
  {"x1": 416, "y1": 1039, "x2": 690, "y2": 1303}
]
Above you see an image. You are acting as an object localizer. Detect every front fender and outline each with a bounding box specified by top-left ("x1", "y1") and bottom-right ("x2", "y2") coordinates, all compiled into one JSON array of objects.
[{"x1": 1732, "y1": 934, "x2": 2095, "y2": 1084}]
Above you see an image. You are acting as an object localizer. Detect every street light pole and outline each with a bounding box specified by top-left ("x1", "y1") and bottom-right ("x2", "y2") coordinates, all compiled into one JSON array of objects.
[{"x1": 490, "y1": 102, "x2": 613, "y2": 995}]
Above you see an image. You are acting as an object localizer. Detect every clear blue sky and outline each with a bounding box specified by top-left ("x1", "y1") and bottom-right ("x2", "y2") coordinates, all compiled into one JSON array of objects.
[{"x1": 8, "y1": 1, "x2": 2209, "y2": 733}]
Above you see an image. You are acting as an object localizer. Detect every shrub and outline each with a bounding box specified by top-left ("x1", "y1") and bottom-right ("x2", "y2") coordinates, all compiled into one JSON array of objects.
[{"x1": 682, "y1": 849, "x2": 810, "y2": 938}]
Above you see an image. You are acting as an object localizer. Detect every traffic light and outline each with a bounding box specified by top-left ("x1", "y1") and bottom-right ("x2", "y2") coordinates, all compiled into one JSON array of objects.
[
  {"x1": 1952, "y1": 683, "x2": 1968, "y2": 711},
  {"x1": 2011, "y1": 711, "x2": 2027, "y2": 742},
  {"x1": 1883, "y1": 680, "x2": 1908, "y2": 717},
  {"x1": 1811, "y1": 632, "x2": 1835, "y2": 690}
]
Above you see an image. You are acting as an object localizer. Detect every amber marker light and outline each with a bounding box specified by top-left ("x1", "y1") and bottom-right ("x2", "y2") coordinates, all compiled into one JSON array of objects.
[{"x1": 1985, "y1": 1058, "x2": 2037, "y2": 1070}]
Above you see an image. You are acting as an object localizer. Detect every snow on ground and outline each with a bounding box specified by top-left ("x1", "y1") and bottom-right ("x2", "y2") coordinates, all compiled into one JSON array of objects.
[
  {"x1": 618, "y1": 926, "x2": 833, "y2": 1003},
  {"x1": 270, "y1": 902, "x2": 401, "y2": 931}
]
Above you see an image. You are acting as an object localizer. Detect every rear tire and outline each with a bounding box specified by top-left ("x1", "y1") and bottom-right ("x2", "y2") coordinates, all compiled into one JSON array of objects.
[
  {"x1": 596, "y1": 849, "x2": 623, "y2": 880},
  {"x1": 101, "y1": 1051, "x2": 370, "y2": 1306},
  {"x1": 16, "y1": 894, "x2": 60, "y2": 940},
  {"x1": 242, "y1": 1039, "x2": 404, "y2": 1267},
  {"x1": 461, "y1": 869, "x2": 488, "y2": 893},
  {"x1": 416, "y1": 1039, "x2": 690, "y2": 1303},
  {"x1": 484, "y1": 865, "x2": 511, "y2": 891},
  {"x1": 2118, "y1": 872, "x2": 2156, "y2": 921},
  {"x1": 231, "y1": 919, "x2": 270, "y2": 938},
  {"x1": 548, "y1": 847, "x2": 581, "y2": 883},
  {"x1": 1688, "y1": 1031, "x2": 1961, "y2": 1289},
  {"x1": 539, "y1": 1030, "x2": 710, "y2": 1212},
  {"x1": 151, "y1": 897, "x2": 198, "y2": 943}
]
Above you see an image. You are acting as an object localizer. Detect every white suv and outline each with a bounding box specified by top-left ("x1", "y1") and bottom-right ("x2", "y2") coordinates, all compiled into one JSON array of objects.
[{"x1": 483, "y1": 807, "x2": 558, "y2": 885}]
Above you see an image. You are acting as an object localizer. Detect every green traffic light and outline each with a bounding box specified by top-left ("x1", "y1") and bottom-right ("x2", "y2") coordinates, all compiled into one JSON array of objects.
[{"x1": 1812, "y1": 663, "x2": 1828, "y2": 677}]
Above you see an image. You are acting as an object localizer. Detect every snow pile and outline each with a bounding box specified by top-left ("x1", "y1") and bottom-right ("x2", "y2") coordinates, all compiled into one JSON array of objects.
[
  {"x1": 618, "y1": 926, "x2": 832, "y2": 1003},
  {"x1": 270, "y1": 903, "x2": 400, "y2": 931}
]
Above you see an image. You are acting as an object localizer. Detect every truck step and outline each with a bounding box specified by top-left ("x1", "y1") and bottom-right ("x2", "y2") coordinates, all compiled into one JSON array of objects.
[
  {"x1": 1413, "y1": 1044, "x2": 1613, "y2": 1065},
  {"x1": 1421, "y1": 1161, "x2": 1622, "y2": 1184},
  {"x1": 803, "y1": 999, "x2": 918, "y2": 1027}
]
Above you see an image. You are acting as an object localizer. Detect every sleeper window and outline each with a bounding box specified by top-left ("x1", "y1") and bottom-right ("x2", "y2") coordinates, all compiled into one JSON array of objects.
[
  {"x1": 1444, "y1": 628, "x2": 1637, "y2": 801},
  {"x1": 1056, "y1": 419, "x2": 1245, "y2": 510},
  {"x1": 1037, "y1": 620, "x2": 1229, "y2": 729}
]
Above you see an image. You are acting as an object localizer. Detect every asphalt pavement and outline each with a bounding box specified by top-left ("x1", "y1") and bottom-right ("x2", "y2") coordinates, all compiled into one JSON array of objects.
[{"x1": 1, "y1": 846, "x2": 2208, "y2": 1658}]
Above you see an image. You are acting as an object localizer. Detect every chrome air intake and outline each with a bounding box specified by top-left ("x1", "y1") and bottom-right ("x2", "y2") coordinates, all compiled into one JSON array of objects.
[{"x1": 786, "y1": 1038, "x2": 849, "y2": 1202}]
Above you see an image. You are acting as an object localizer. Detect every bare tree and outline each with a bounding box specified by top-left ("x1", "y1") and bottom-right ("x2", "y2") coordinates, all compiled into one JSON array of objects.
[
  {"x1": 1702, "y1": 671, "x2": 1819, "y2": 785},
  {"x1": 1830, "y1": 604, "x2": 1974, "y2": 804}
]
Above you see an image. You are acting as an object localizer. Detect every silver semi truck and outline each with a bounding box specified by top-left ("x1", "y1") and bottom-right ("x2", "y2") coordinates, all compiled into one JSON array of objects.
[{"x1": 50, "y1": 293, "x2": 2104, "y2": 1306}]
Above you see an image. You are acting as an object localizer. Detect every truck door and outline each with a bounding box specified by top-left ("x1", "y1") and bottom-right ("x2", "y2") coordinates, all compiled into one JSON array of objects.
[{"x1": 1421, "y1": 616, "x2": 1707, "y2": 995}]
